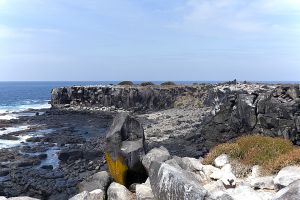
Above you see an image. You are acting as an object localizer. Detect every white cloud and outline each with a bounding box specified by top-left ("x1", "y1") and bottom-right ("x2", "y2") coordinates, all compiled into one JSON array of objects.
[{"x1": 170, "y1": 0, "x2": 300, "y2": 36}]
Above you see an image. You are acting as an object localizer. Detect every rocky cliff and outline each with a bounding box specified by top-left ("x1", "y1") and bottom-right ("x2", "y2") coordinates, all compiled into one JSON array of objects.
[
  {"x1": 51, "y1": 83, "x2": 300, "y2": 147},
  {"x1": 51, "y1": 85, "x2": 208, "y2": 111},
  {"x1": 202, "y1": 84, "x2": 300, "y2": 148}
]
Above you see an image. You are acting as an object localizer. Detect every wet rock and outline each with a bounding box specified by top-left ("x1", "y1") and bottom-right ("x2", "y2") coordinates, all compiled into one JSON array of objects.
[
  {"x1": 78, "y1": 171, "x2": 112, "y2": 192},
  {"x1": 149, "y1": 161, "x2": 207, "y2": 200},
  {"x1": 107, "y1": 182, "x2": 134, "y2": 200},
  {"x1": 58, "y1": 150, "x2": 83, "y2": 162}
]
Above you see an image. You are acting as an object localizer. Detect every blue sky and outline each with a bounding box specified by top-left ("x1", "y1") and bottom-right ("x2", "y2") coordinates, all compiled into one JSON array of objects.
[{"x1": 0, "y1": 0, "x2": 299, "y2": 81}]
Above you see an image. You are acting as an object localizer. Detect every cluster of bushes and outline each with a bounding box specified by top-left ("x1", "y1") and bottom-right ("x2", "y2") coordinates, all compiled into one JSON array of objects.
[
  {"x1": 203, "y1": 134, "x2": 300, "y2": 174},
  {"x1": 140, "y1": 82, "x2": 155, "y2": 86},
  {"x1": 160, "y1": 81, "x2": 176, "y2": 86},
  {"x1": 118, "y1": 81, "x2": 134, "y2": 86}
]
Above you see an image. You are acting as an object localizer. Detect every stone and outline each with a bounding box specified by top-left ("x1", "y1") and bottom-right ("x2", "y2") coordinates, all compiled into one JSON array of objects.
[
  {"x1": 203, "y1": 180, "x2": 226, "y2": 199},
  {"x1": 214, "y1": 154, "x2": 229, "y2": 168},
  {"x1": 107, "y1": 182, "x2": 134, "y2": 200},
  {"x1": 136, "y1": 183, "x2": 155, "y2": 200},
  {"x1": 142, "y1": 146, "x2": 170, "y2": 172},
  {"x1": 149, "y1": 161, "x2": 207, "y2": 200},
  {"x1": 226, "y1": 185, "x2": 263, "y2": 200},
  {"x1": 250, "y1": 176, "x2": 275, "y2": 190},
  {"x1": 220, "y1": 164, "x2": 236, "y2": 188},
  {"x1": 69, "y1": 189, "x2": 105, "y2": 200},
  {"x1": 8, "y1": 198, "x2": 40, "y2": 200},
  {"x1": 78, "y1": 171, "x2": 112, "y2": 192},
  {"x1": 105, "y1": 113, "x2": 147, "y2": 185},
  {"x1": 248, "y1": 165, "x2": 262, "y2": 179},
  {"x1": 274, "y1": 166, "x2": 300, "y2": 188},
  {"x1": 273, "y1": 180, "x2": 300, "y2": 200},
  {"x1": 181, "y1": 157, "x2": 203, "y2": 172},
  {"x1": 202, "y1": 165, "x2": 221, "y2": 177},
  {"x1": 210, "y1": 168, "x2": 222, "y2": 180}
]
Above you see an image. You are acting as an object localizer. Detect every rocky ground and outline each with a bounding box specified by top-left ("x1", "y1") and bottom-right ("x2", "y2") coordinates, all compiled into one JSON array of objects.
[{"x1": 0, "y1": 109, "x2": 113, "y2": 200}]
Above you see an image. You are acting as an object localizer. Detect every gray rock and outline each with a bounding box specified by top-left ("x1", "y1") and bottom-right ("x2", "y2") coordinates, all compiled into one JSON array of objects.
[
  {"x1": 107, "y1": 182, "x2": 134, "y2": 200},
  {"x1": 274, "y1": 166, "x2": 300, "y2": 188},
  {"x1": 105, "y1": 113, "x2": 146, "y2": 185},
  {"x1": 149, "y1": 161, "x2": 207, "y2": 200},
  {"x1": 78, "y1": 171, "x2": 112, "y2": 192},
  {"x1": 142, "y1": 146, "x2": 170, "y2": 172},
  {"x1": 273, "y1": 180, "x2": 300, "y2": 200},
  {"x1": 8, "y1": 198, "x2": 40, "y2": 200},
  {"x1": 69, "y1": 189, "x2": 105, "y2": 200},
  {"x1": 136, "y1": 183, "x2": 155, "y2": 200}
]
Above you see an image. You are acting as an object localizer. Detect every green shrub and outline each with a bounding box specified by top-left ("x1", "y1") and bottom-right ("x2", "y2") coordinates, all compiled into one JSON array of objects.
[
  {"x1": 203, "y1": 134, "x2": 298, "y2": 174},
  {"x1": 118, "y1": 81, "x2": 134, "y2": 86},
  {"x1": 140, "y1": 82, "x2": 155, "y2": 86}
]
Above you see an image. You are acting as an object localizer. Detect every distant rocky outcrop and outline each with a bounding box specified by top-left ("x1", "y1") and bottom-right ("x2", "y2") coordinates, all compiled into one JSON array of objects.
[
  {"x1": 202, "y1": 84, "x2": 300, "y2": 148},
  {"x1": 51, "y1": 85, "x2": 208, "y2": 112}
]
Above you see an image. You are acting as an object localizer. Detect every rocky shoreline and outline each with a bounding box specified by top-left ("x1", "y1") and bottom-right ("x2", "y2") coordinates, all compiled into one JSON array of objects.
[{"x1": 0, "y1": 82, "x2": 299, "y2": 200}]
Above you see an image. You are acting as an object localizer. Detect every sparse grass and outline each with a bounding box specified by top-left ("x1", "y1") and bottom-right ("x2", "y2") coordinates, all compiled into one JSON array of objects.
[
  {"x1": 174, "y1": 95, "x2": 204, "y2": 109},
  {"x1": 203, "y1": 134, "x2": 300, "y2": 174}
]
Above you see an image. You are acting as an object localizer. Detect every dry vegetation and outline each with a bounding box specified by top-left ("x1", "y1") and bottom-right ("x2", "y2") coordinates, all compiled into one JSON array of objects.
[
  {"x1": 174, "y1": 95, "x2": 204, "y2": 109},
  {"x1": 203, "y1": 134, "x2": 300, "y2": 174}
]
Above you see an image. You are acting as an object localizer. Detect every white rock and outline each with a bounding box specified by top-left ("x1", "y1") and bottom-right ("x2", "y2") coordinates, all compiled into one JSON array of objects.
[
  {"x1": 202, "y1": 165, "x2": 221, "y2": 177},
  {"x1": 226, "y1": 185, "x2": 263, "y2": 200},
  {"x1": 69, "y1": 189, "x2": 104, "y2": 200},
  {"x1": 210, "y1": 168, "x2": 222, "y2": 180},
  {"x1": 214, "y1": 154, "x2": 229, "y2": 168},
  {"x1": 204, "y1": 180, "x2": 226, "y2": 199},
  {"x1": 136, "y1": 183, "x2": 155, "y2": 200},
  {"x1": 250, "y1": 176, "x2": 275, "y2": 190},
  {"x1": 107, "y1": 182, "x2": 134, "y2": 200},
  {"x1": 0, "y1": 197, "x2": 7, "y2": 200},
  {"x1": 274, "y1": 166, "x2": 300, "y2": 187},
  {"x1": 220, "y1": 164, "x2": 237, "y2": 188},
  {"x1": 248, "y1": 165, "x2": 262, "y2": 179},
  {"x1": 273, "y1": 179, "x2": 300, "y2": 200}
]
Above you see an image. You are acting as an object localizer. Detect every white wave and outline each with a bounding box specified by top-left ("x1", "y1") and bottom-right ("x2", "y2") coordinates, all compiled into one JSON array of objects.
[
  {"x1": 0, "y1": 101, "x2": 50, "y2": 114},
  {"x1": 0, "y1": 125, "x2": 30, "y2": 136},
  {"x1": 0, "y1": 134, "x2": 31, "y2": 149},
  {"x1": 0, "y1": 114, "x2": 18, "y2": 120}
]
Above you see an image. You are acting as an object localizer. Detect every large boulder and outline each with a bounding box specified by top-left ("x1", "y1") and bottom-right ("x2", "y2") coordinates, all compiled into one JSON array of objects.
[
  {"x1": 136, "y1": 182, "x2": 155, "y2": 200},
  {"x1": 142, "y1": 146, "x2": 171, "y2": 173},
  {"x1": 273, "y1": 180, "x2": 300, "y2": 200},
  {"x1": 274, "y1": 166, "x2": 300, "y2": 188},
  {"x1": 105, "y1": 113, "x2": 147, "y2": 186},
  {"x1": 77, "y1": 171, "x2": 112, "y2": 192},
  {"x1": 69, "y1": 189, "x2": 104, "y2": 200},
  {"x1": 214, "y1": 154, "x2": 229, "y2": 168},
  {"x1": 149, "y1": 161, "x2": 207, "y2": 200},
  {"x1": 107, "y1": 182, "x2": 134, "y2": 200}
]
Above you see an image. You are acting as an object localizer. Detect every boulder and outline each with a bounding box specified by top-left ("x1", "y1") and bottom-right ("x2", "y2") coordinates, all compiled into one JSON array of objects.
[
  {"x1": 136, "y1": 183, "x2": 155, "y2": 200},
  {"x1": 149, "y1": 161, "x2": 207, "y2": 200},
  {"x1": 142, "y1": 146, "x2": 170, "y2": 172},
  {"x1": 250, "y1": 176, "x2": 275, "y2": 190},
  {"x1": 274, "y1": 166, "x2": 300, "y2": 188},
  {"x1": 107, "y1": 182, "x2": 134, "y2": 200},
  {"x1": 273, "y1": 180, "x2": 300, "y2": 200},
  {"x1": 214, "y1": 154, "x2": 229, "y2": 168},
  {"x1": 105, "y1": 113, "x2": 147, "y2": 186},
  {"x1": 69, "y1": 189, "x2": 104, "y2": 200},
  {"x1": 78, "y1": 171, "x2": 112, "y2": 192}
]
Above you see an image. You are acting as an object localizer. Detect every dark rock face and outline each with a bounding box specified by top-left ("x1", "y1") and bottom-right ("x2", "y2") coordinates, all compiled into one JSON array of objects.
[
  {"x1": 105, "y1": 113, "x2": 147, "y2": 186},
  {"x1": 149, "y1": 161, "x2": 207, "y2": 200},
  {"x1": 202, "y1": 85, "x2": 300, "y2": 148},
  {"x1": 51, "y1": 85, "x2": 207, "y2": 112}
]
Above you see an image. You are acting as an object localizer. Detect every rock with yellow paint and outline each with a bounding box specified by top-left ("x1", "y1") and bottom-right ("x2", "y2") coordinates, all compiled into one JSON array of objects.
[{"x1": 105, "y1": 112, "x2": 147, "y2": 186}]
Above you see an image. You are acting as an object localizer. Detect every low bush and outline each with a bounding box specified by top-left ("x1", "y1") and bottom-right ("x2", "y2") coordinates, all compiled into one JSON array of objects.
[
  {"x1": 140, "y1": 82, "x2": 155, "y2": 86},
  {"x1": 203, "y1": 134, "x2": 299, "y2": 174},
  {"x1": 118, "y1": 81, "x2": 134, "y2": 86},
  {"x1": 161, "y1": 81, "x2": 176, "y2": 86}
]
